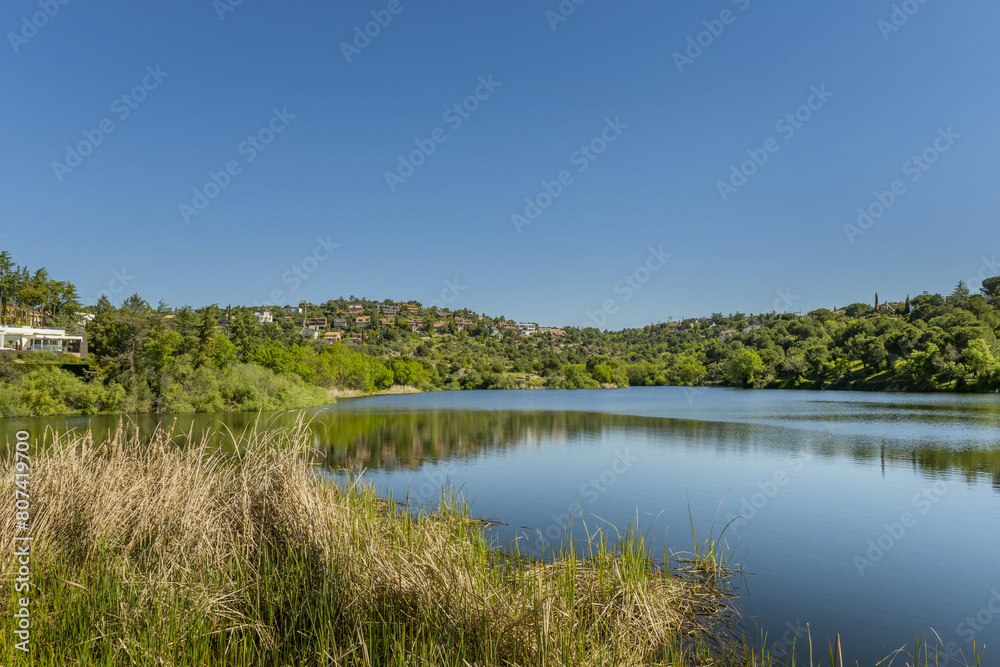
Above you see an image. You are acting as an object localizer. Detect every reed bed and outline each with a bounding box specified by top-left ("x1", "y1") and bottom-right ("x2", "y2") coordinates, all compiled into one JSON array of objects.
[{"x1": 0, "y1": 420, "x2": 740, "y2": 666}]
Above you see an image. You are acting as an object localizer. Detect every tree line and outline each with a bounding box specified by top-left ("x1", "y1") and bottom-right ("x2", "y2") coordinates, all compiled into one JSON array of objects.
[{"x1": 1, "y1": 248, "x2": 998, "y2": 417}]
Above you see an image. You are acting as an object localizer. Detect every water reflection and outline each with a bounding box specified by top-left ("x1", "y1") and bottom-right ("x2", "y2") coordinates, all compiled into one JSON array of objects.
[{"x1": 3, "y1": 404, "x2": 999, "y2": 490}]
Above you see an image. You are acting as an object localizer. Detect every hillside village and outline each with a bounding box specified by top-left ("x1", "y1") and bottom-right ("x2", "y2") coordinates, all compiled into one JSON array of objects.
[{"x1": 233, "y1": 299, "x2": 568, "y2": 346}]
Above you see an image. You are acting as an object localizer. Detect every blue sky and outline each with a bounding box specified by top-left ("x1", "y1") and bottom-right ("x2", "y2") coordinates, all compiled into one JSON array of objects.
[{"x1": 2, "y1": 0, "x2": 998, "y2": 329}]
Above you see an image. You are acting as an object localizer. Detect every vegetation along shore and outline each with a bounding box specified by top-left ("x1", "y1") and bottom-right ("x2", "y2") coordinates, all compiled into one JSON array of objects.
[
  {"x1": 1, "y1": 422, "x2": 744, "y2": 666},
  {"x1": 1, "y1": 422, "x2": 984, "y2": 666},
  {"x1": 2, "y1": 250, "x2": 1000, "y2": 417}
]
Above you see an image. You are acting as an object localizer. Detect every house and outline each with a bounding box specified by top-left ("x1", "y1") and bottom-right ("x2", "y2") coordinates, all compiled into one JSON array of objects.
[
  {"x1": 322, "y1": 331, "x2": 342, "y2": 343},
  {"x1": 454, "y1": 317, "x2": 471, "y2": 331},
  {"x1": 283, "y1": 306, "x2": 303, "y2": 315},
  {"x1": 548, "y1": 328, "x2": 567, "y2": 340},
  {"x1": 0, "y1": 326, "x2": 87, "y2": 357},
  {"x1": 498, "y1": 321, "x2": 518, "y2": 331},
  {"x1": 306, "y1": 317, "x2": 328, "y2": 331},
  {"x1": 379, "y1": 304, "x2": 399, "y2": 316},
  {"x1": 433, "y1": 320, "x2": 447, "y2": 331},
  {"x1": 348, "y1": 332, "x2": 363, "y2": 344},
  {"x1": 517, "y1": 322, "x2": 536, "y2": 336},
  {"x1": 333, "y1": 317, "x2": 348, "y2": 329},
  {"x1": 380, "y1": 316, "x2": 395, "y2": 326},
  {"x1": 399, "y1": 303, "x2": 419, "y2": 315},
  {"x1": 409, "y1": 320, "x2": 424, "y2": 333},
  {"x1": 255, "y1": 310, "x2": 273, "y2": 324},
  {"x1": 345, "y1": 304, "x2": 363, "y2": 314},
  {"x1": 719, "y1": 329, "x2": 738, "y2": 339},
  {"x1": 355, "y1": 315, "x2": 371, "y2": 329},
  {"x1": 76, "y1": 312, "x2": 95, "y2": 325},
  {"x1": 435, "y1": 310, "x2": 452, "y2": 319}
]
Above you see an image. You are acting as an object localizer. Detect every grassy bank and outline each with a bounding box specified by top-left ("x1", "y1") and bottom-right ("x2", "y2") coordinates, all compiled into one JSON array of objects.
[
  {"x1": 1, "y1": 422, "x2": 744, "y2": 666},
  {"x1": 0, "y1": 423, "x2": 985, "y2": 666}
]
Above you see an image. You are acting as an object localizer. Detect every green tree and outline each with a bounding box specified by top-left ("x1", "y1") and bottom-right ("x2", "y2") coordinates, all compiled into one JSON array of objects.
[
  {"x1": 723, "y1": 349, "x2": 765, "y2": 387},
  {"x1": 962, "y1": 339, "x2": 998, "y2": 380},
  {"x1": 980, "y1": 276, "x2": 1000, "y2": 299},
  {"x1": 951, "y1": 280, "x2": 970, "y2": 302},
  {"x1": 563, "y1": 364, "x2": 600, "y2": 389}
]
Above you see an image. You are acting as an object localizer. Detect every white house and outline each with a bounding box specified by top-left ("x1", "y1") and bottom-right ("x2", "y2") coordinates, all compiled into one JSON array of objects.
[
  {"x1": 0, "y1": 326, "x2": 87, "y2": 357},
  {"x1": 255, "y1": 310, "x2": 274, "y2": 324},
  {"x1": 517, "y1": 322, "x2": 537, "y2": 336}
]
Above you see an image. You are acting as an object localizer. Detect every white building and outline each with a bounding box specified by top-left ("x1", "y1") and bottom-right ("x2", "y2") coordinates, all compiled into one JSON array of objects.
[
  {"x1": 517, "y1": 322, "x2": 537, "y2": 335},
  {"x1": 0, "y1": 326, "x2": 87, "y2": 357},
  {"x1": 255, "y1": 310, "x2": 274, "y2": 324}
]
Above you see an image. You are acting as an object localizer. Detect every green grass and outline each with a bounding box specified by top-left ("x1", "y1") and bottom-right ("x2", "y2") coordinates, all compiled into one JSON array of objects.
[
  {"x1": 1, "y1": 421, "x2": 745, "y2": 666},
  {"x1": 0, "y1": 421, "x2": 986, "y2": 666}
]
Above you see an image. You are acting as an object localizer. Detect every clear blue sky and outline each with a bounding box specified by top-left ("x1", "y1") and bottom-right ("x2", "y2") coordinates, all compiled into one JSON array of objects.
[{"x1": 2, "y1": 0, "x2": 998, "y2": 329}]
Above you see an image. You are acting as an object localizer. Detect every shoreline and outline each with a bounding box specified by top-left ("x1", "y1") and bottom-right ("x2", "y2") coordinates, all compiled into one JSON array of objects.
[{"x1": 1, "y1": 424, "x2": 744, "y2": 666}]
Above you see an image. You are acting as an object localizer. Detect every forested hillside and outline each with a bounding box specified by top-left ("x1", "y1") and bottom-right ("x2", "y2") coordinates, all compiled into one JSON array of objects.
[{"x1": 2, "y1": 249, "x2": 998, "y2": 417}]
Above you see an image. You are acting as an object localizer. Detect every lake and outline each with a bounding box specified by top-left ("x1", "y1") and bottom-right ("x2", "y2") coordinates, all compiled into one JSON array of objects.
[{"x1": 4, "y1": 387, "x2": 999, "y2": 665}]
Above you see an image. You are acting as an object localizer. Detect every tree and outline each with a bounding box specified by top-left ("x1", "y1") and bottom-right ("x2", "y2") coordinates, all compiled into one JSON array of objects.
[
  {"x1": 980, "y1": 276, "x2": 1000, "y2": 299},
  {"x1": 94, "y1": 295, "x2": 114, "y2": 316},
  {"x1": 228, "y1": 308, "x2": 261, "y2": 361},
  {"x1": 0, "y1": 251, "x2": 14, "y2": 323},
  {"x1": 724, "y1": 349, "x2": 765, "y2": 387},
  {"x1": 951, "y1": 280, "x2": 970, "y2": 301},
  {"x1": 962, "y1": 339, "x2": 998, "y2": 380},
  {"x1": 844, "y1": 303, "x2": 871, "y2": 319}
]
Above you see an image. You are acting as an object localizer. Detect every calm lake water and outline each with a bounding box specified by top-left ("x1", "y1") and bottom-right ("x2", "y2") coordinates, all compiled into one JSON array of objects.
[{"x1": 4, "y1": 387, "x2": 999, "y2": 665}]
